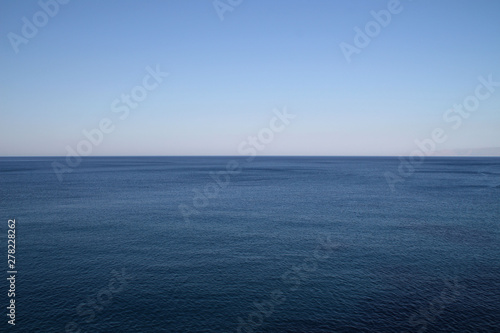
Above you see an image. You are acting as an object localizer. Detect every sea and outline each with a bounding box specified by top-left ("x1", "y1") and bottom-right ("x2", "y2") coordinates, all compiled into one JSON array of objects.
[{"x1": 0, "y1": 156, "x2": 499, "y2": 332}]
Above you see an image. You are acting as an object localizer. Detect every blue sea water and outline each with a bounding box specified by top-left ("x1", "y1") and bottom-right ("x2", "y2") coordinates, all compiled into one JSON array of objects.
[{"x1": 0, "y1": 156, "x2": 499, "y2": 332}]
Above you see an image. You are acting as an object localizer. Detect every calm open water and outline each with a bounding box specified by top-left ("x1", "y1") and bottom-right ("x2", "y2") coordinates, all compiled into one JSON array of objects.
[{"x1": 0, "y1": 156, "x2": 499, "y2": 332}]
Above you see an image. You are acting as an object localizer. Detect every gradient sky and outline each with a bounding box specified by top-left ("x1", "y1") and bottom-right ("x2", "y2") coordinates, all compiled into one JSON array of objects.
[{"x1": 1, "y1": 0, "x2": 499, "y2": 156}]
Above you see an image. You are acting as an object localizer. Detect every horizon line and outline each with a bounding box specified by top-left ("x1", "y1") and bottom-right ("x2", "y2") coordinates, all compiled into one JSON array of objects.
[{"x1": 1, "y1": 155, "x2": 500, "y2": 158}]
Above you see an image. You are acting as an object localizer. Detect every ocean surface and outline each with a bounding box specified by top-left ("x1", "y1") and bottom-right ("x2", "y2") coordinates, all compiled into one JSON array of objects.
[{"x1": 0, "y1": 156, "x2": 499, "y2": 333}]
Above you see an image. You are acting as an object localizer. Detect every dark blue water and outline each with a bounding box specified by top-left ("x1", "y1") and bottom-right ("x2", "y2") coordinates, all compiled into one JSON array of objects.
[{"x1": 0, "y1": 156, "x2": 499, "y2": 332}]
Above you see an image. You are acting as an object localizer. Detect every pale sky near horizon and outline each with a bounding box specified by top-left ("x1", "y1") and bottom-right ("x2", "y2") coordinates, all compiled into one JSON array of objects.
[{"x1": 1, "y1": 0, "x2": 499, "y2": 156}]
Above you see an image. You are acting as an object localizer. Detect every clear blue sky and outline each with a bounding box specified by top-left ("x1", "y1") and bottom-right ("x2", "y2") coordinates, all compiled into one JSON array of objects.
[{"x1": 1, "y1": 0, "x2": 499, "y2": 156}]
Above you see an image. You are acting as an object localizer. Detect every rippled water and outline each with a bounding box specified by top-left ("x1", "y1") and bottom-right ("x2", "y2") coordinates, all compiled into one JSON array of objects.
[{"x1": 0, "y1": 156, "x2": 499, "y2": 332}]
